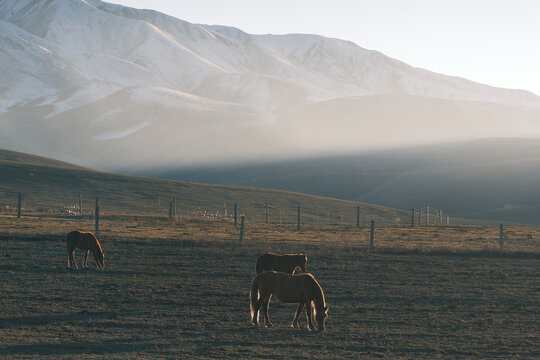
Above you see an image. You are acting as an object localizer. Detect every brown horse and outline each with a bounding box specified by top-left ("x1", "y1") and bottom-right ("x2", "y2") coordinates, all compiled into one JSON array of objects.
[
  {"x1": 67, "y1": 231, "x2": 104, "y2": 269},
  {"x1": 255, "y1": 252, "x2": 307, "y2": 275},
  {"x1": 250, "y1": 271, "x2": 329, "y2": 331}
]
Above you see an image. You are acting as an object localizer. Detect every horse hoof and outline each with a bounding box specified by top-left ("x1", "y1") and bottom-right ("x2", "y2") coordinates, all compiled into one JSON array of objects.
[{"x1": 265, "y1": 323, "x2": 273, "y2": 328}]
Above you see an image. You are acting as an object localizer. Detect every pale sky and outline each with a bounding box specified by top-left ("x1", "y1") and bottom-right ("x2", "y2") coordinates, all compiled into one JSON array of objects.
[{"x1": 109, "y1": 0, "x2": 540, "y2": 95}]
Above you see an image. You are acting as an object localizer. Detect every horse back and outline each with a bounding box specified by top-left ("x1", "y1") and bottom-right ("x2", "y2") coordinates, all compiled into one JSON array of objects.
[
  {"x1": 67, "y1": 231, "x2": 101, "y2": 251},
  {"x1": 256, "y1": 253, "x2": 301, "y2": 274},
  {"x1": 256, "y1": 253, "x2": 278, "y2": 274},
  {"x1": 257, "y1": 271, "x2": 319, "y2": 303}
]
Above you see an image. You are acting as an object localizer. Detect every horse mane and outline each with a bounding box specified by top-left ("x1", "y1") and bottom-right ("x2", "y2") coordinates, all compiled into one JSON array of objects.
[{"x1": 90, "y1": 233, "x2": 103, "y2": 254}]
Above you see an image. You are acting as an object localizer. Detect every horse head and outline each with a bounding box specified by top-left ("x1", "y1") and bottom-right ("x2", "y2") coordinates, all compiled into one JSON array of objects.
[
  {"x1": 315, "y1": 305, "x2": 329, "y2": 331},
  {"x1": 94, "y1": 250, "x2": 105, "y2": 269}
]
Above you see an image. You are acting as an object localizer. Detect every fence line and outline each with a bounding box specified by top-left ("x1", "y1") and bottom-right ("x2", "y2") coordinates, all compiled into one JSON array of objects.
[
  {"x1": 0, "y1": 191, "x2": 462, "y2": 229},
  {"x1": 3, "y1": 192, "x2": 532, "y2": 252},
  {"x1": 412, "y1": 206, "x2": 450, "y2": 226}
]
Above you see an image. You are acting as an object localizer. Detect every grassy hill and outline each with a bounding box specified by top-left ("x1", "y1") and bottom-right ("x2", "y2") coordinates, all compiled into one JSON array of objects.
[{"x1": 0, "y1": 148, "x2": 419, "y2": 226}]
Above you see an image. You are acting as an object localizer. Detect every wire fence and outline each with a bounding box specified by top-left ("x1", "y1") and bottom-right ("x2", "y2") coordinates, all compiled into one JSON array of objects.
[{"x1": 0, "y1": 191, "x2": 458, "y2": 229}]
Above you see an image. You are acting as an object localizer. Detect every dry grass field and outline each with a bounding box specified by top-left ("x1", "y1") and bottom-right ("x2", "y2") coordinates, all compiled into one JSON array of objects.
[{"x1": 1, "y1": 216, "x2": 539, "y2": 359}]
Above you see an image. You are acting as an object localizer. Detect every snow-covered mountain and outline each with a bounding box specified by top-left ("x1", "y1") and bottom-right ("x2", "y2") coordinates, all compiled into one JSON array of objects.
[{"x1": 1, "y1": 0, "x2": 540, "y2": 169}]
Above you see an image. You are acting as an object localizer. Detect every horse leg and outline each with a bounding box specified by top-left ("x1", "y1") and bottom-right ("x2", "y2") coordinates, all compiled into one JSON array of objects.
[
  {"x1": 291, "y1": 302, "x2": 304, "y2": 328},
  {"x1": 67, "y1": 243, "x2": 73, "y2": 268},
  {"x1": 251, "y1": 308, "x2": 259, "y2": 326},
  {"x1": 83, "y1": 250, "x2": 90, "y2": 268},
  {"x1": 305, "y1": 301, "x2": 314, "y2": 331},
  {"x1": 70, "y1": 250, "x2": 78, "y2": 269},
  {"x1": 262, "y1": 295, "x2": 273, "y2": 328},
  {"x1": 251, "y1": 297, "x2": 261, "y2": 326},
  {"x1": 252, "y1": 302, "x2": 261, "y2": 326}
]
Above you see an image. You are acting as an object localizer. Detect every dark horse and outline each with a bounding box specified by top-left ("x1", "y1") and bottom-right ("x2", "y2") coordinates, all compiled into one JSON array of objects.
[
  {"x1": 250, "y1": 271, "x2": 329, "y2": 331},
  {"x1": 255, "y1": 252, "x2": 307, "y2": 275},
  {"x1": 67, "y1": 231, "x2": 104, "y2": 269}
]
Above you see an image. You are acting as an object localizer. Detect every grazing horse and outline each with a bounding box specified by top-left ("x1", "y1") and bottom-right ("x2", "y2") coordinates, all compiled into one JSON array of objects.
[
  {"x1": 67, "y1": 231, "x2": 104, "y2": 269},
  {"x1": 255, "y1": 252, "x2": 307, "y2": 275},
  {"x1": 250, "y1": 271, "x2": 329, "y2": 331}
]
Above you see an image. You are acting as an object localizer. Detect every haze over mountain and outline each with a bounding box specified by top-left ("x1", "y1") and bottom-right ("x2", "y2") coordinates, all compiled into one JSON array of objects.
[
  {"x1": 1, "y1": 0, "x2": 540, "y2": 169},
  {"x1": 144, "y1": 138, "x2": 540, "y2": 225}
]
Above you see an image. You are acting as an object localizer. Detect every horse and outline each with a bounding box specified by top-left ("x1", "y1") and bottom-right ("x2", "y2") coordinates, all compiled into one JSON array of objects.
[
  {"x1": 67, "y1": 231, "x2": 104, "y2": 269},
  {"x1": 250, "y1": 271, "x2": 329, "y2": 331},
  {"x1": 255, "y1": 252, "x2": 307, "y2": 275}
]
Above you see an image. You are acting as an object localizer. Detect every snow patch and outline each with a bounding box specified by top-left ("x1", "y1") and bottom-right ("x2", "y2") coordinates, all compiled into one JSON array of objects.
[
  {"x1": 129, "y1": 87, "x2": 215, "y2": 109},
  {"x1": 92, "y1": 121, "x2": 150, "y2": 141}
]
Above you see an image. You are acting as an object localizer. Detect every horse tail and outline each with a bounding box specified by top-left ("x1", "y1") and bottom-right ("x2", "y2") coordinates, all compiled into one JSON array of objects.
[
  {"x1": 66, "y1": 231, "x2": 79, "y2": 267},
  {"x1": 255, "y1": 255, "x2": 264, "y2": 275},
  {"x1": 66, "y1": 232, "x2": 71, "y2": 265},
  {"x1": 249, "y1": 276, "x2": 260, "y2": 319},
  {"x1": 66, "y1": 231, "x2": 77, "y2": 250}
]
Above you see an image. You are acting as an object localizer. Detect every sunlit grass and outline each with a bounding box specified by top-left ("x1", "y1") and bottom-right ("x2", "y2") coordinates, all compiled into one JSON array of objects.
[{"x1": 1, "y1": 216, "x2": 538, "y2": 254}]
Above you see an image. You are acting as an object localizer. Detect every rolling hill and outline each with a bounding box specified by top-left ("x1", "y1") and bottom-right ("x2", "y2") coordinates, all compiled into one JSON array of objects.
[{"x1": 0, "y1": 148, "x2": 420, "y2": 226}]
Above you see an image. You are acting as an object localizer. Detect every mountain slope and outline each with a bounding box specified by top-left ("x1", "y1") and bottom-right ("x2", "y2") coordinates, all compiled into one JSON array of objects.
[{"x1": 1, "y1": 0, "x2": 540, "y2": 168}]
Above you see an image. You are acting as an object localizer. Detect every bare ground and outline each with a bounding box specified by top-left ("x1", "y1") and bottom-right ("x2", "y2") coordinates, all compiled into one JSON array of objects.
[{"x1": 1, "y1": 218, "x2": 539, "y2": 359}]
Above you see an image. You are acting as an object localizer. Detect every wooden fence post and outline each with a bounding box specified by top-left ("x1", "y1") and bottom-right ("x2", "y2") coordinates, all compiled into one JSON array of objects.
[
  {"x1": 419, "y1": 208, "x2": 423, "y2": 226},
  {"x1": 439, "y1": 210, "x2": 443, "y2": 225},
  {"x1": 79, "y1": 193, "x2": 83, "y2": 216},
  {"x1": 234, "y1": 203, "x2": 238, "y2": 226},
  {"x1": 94, "y1": 197, "x2": 100, "y2": 236},
  {"x1": 239, "y1": 215, "x2": 245, "y2": 244},
  {"x1": 411, "y1": 208, "x2": 415, "y2": 227},
  {"x1": 17, "y1": 192, "x2": 22, "y2": 218},
  {"x1": 426, "y1": 205, "x2": 430, "y2": 226},
  {"x1": 172, "y1": 197, "x2": 176, "y2": 217},
  {"x1": 369, "y1": 220, "x2": 375, "y2": 251},
  {"x1": 297, "y1": 206, "x2": 301, "y2": 230},
  {"x1": 168, "y1": 200, "x2": 172, "y2": 218},
  {"x1": 499, "y1": 224, "x2": 504, "y2": 250},
  {"x1": 265, "y1": 202, "x2": 269, "y2": 224},
  {"x1": 356, "y1": 206, "x2": 360, "y2": 227},
  {"x1": 446, "y1": 216, "x2": 450, "y2": 225}
]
